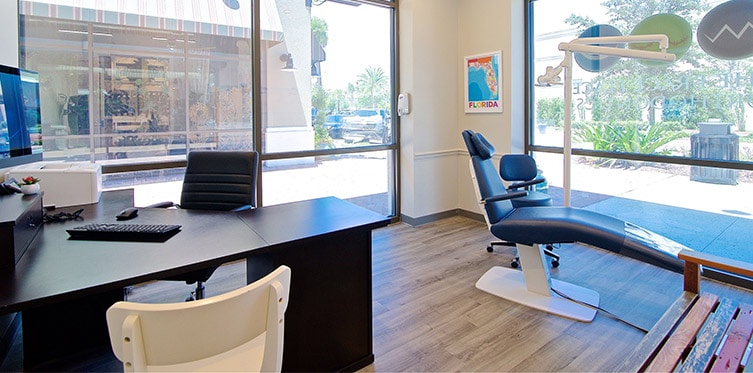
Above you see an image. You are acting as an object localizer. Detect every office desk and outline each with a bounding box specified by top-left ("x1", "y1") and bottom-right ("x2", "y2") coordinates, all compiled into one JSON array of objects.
[{"x1": 0, "y1": 190, "x2": 389, "y2": 371}]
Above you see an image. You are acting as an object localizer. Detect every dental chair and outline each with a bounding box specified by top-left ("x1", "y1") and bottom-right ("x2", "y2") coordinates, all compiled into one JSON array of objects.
[
  {"x1": 462, "y1": 129, "x2": 687, "y2": 322},
  {"x1": 463, "y1": 131, "x2": 559, "y2": 267}
]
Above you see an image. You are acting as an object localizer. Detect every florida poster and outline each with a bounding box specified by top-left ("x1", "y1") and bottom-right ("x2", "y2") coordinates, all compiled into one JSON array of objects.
[{"x1": 464, "y1": 51, "x2": 502, "y2": 113}]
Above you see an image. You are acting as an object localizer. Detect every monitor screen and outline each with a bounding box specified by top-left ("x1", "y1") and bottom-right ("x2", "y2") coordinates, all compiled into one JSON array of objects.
[{"x1": 0, "y1": 65, "x2": 42, "y2": 169}]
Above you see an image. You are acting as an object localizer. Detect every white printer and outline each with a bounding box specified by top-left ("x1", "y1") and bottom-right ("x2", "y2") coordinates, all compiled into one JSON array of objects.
[{"x1": 5, "y1": 162, "x2": 102, "y2": 207}]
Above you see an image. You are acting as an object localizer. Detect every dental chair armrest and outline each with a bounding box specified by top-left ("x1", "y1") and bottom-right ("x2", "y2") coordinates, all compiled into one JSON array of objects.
[
  {"x1": 507, "y1": 177, "x2": 547, "y2": 190},
  {"x1": 482, "y1": 191, "x2": 528, "y2": 204}
]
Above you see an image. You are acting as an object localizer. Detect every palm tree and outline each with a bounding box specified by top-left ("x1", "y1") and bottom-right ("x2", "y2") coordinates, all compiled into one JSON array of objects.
[
  {"x1": 356, "y1": 66, "x2": 388, "y2": 108},
  {"x1": 311, "y1": 17, "x2": 328, "y2": 48}
]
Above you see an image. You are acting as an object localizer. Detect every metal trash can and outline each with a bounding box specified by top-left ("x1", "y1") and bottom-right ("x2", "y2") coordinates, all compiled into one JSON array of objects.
[{"x1": 690, "y1": 121, "x2": 738, "y2": 185}]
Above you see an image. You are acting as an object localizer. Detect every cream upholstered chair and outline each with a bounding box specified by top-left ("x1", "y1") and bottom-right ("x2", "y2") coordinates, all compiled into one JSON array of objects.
[{"x1": 106, "y1": 265, "x2": 291, "y2": 372}]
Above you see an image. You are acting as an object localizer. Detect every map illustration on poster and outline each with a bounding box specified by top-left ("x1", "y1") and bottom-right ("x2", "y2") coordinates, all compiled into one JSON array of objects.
[{"x1": 465, "y1": 51, "x2": 502, "y2": 113}]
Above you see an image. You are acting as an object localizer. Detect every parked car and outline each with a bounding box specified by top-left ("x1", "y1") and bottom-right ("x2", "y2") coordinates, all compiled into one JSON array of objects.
[
  {"x1": 324, "y1": 114, "x2": 344, "y2": 139},
  {"x1": 342, "y1": 109, "x2": 389, "y2": 143}
]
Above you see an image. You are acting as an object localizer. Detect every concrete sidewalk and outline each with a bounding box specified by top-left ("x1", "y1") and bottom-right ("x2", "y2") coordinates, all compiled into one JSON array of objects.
[{"x1": 546, "y1": 174, "x2": 753, "y2": 263}]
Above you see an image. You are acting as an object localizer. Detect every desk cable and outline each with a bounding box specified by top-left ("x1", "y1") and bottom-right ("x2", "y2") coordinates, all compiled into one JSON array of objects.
[
  {"x1": 550, "y1": 286, "x2": 649, "y2": 333},
  {"x1": 43, "y1": 208, "x2": 84, "y2": 223}
]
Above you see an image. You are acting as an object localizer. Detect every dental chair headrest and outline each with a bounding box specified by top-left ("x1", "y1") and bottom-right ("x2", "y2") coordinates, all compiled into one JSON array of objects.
[
  {"x1": 462, "y1": 130, "x2": 480, "y2": 156},
  {"x1": 471, "y1": 133, "x2": 495, "y2": 160}
]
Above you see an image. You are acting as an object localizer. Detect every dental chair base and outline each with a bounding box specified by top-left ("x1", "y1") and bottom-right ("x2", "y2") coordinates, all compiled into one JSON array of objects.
[{"x1": 475, "y1": 243, "x2": 598, "y2": 322}]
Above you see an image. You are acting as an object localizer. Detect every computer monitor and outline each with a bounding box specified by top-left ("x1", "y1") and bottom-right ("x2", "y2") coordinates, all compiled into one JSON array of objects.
[{"x1": 0, "y1": 65, "x2": 43, "y2": 170}]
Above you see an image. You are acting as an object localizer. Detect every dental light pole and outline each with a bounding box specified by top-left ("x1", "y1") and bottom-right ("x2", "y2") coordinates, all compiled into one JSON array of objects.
[{"x1": 536, "y1": 35, "x2": 676, "y2": 207}]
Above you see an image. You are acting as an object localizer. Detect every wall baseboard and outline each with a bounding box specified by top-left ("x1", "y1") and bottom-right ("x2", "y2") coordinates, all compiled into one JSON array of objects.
[{"x1": 401, "y1": 208, "x2": 484, "y2": 227}]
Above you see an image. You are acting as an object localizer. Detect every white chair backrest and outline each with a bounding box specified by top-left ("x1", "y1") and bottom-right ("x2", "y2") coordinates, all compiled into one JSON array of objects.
[
  {"x1": 107, "y1": 265, "x2": 291, "y2": 372},
  {"x1": 469, "y1": 158, "x2": 494, "y2": 230}
]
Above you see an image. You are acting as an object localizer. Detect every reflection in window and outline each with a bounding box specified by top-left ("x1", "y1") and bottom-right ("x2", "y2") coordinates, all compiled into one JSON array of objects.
[
  {"x1": 531, "y1": 0, "x2": 753, "y2": 161},
  {"x1": 21, "y1": 2, "x2": 253, "y2": 163},
  {"x1": 19, "y1": 0, "x2": 396, "y2": 217}
]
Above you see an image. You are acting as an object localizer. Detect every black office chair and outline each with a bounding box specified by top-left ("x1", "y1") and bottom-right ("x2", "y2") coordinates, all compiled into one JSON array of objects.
[
  {"x1": 461, "y1": 130, "x2": 559, "y2": 268},
  {"x1": 153, "y1": 150, "x2": 258, "y2": 300}
]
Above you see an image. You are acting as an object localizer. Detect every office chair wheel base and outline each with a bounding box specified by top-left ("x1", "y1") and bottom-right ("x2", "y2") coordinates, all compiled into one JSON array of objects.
[
  {"x1": 510, "y1": 259, "x2": 519, "y2": 268},
  {"x1": 551, "y1": 259, "x2": 559, "y2": 268},
  {"x1": 487, "y1": 246, "x2": 494, "y2": 253}
]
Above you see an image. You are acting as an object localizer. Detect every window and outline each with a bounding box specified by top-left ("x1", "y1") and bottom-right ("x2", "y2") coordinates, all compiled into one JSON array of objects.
[
  {"x1": 261, "y1": 0, "x2": 396, "y2": 214},
  {"x1": 18, "y1": 0, "x2": 397, "y2": 217},
  {"x1": 528, "y1": 0, "x2": 753, "y2": 262}
]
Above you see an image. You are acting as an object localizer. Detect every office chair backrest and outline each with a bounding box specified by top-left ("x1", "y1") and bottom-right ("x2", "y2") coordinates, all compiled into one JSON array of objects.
[
  {"x1": 107, "y1": 265, "x2": 291, "y2": 373},
  {"x1": 180, "y1": 151, "x2": 258, "y2": 211},
  {"x1": 462, "y1": 130, "x2": 516, "y2": 226},
  {"x1": 500, "y1": 154, "x2": 538, "y2": 183}
]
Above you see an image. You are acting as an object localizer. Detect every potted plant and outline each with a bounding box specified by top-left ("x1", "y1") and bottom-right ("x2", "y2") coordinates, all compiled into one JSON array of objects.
[{"x1": 19, "y1": 176, "x2": 40, "y2": 195}]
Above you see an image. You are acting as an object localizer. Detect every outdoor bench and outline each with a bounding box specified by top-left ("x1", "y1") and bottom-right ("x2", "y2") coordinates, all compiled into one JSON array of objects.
[{"x1": 618, "y1": 249, "x2": 753, "y2": 372}]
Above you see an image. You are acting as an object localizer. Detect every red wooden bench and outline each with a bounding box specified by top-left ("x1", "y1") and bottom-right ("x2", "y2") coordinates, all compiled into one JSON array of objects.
[{"x1": 618, "y1": 249, "x2": 753, "y2": 372}]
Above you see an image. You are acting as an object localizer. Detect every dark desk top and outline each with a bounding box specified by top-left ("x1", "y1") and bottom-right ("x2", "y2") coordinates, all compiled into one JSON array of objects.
[
  {"x1": 238, "y1": 196, "x2": 391, "y2": 246},
  {"x1": 0, "y1": 190, "x2": 389, "y2": 315}
]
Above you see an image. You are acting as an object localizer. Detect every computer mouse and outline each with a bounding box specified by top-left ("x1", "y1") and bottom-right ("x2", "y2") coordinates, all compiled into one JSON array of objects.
[{"x1": 116, "y1": 207, "x2": 138, "y2": 220}]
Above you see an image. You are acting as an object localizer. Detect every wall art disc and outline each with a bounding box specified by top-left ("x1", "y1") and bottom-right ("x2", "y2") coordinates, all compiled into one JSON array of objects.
[
  {"x1": 698, "y1": 0, "x2": 753, "y2": 60},
  {"x1": 629, "y1": 13, "x2": 692, "y2": 67},
  {"x1": 574, "y1": 24, "x2": 624, "y2": 72}
]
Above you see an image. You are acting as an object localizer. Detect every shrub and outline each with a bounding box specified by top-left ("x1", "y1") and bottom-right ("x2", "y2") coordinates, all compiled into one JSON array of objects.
[{"x1": 574, "y1": 120, "x2": 688, "y2": 167}]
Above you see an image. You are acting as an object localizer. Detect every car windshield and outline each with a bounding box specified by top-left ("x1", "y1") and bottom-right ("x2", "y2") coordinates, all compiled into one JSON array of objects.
[{"x1": 354, "y1": 110, "x2": 379, "y2": 116}]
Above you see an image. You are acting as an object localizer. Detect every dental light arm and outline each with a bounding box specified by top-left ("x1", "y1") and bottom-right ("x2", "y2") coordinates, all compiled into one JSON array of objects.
[
  {"x1": 536, "y1": 34, "x2": 676, "y2": 207},
  {"x1": 567, "y1": 34, "x2": 670, "y2": 51}
]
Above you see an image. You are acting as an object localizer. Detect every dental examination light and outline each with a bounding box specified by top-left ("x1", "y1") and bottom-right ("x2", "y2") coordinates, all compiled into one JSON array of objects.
[{"x1": 535, "y1": 34, "x2": 676, "y2": 207}]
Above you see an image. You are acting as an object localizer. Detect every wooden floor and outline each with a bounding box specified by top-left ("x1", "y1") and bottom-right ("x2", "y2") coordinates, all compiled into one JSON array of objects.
[{"x1": 4, "y1": 215, "x2": 753, "y2": 371}]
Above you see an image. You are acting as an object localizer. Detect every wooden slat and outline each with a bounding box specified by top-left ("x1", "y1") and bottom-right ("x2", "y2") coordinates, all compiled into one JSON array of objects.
[
  {"x1": 645, "y1": 293, "x2": 720, "y2": 372},
  {"x1": 616, "y1": 292, "x2": 698, "y2": 372},
  {"x1": 678, "y1": 298, "x2": 737, "y2": 373},
  {"x1": 711, "y1": 304, "x2": 753, "y2": 372},
  {"x1": 679, "y1": 249, "x2": 753, "y2": 279}
]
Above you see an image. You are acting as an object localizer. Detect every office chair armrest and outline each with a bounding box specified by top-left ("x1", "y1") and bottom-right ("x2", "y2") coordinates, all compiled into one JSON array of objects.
[
  {"x1": 482, "y1": 191, "x2": 528, "y2": 204},
  {"x1": 144, "y1": 201, "x2": 177, "y2": 209},
  {"x1": 507, "y1": 177, "x2": 547, "y2": 190}
]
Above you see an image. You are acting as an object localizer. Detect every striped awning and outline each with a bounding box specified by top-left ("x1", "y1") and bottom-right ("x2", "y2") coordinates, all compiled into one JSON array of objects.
[{"x1": 20, "y1": 0, "x2": 284, "y2": 42}]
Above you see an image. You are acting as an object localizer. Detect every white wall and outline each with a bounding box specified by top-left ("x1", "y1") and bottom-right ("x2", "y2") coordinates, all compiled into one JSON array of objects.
[
  {"x1": 0, "y1": 2, "x2": 18, "y2": 68},
  {"x1": 399, "y1": 0, "x2": 524, "y2": 221},
  {"x1": 399, "y1": 0, "x2": 460, "y2": 220}
]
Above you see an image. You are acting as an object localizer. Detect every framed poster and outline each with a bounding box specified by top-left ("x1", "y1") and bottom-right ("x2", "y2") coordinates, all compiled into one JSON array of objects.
[{"x1": 464, "y1": 51, "x2": 502, "y2": 113}]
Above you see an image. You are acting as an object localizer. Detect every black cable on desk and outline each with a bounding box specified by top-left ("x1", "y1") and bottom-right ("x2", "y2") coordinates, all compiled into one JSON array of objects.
[{"x1": 43, "y1": 208, "x2": 84, "y2": 223}]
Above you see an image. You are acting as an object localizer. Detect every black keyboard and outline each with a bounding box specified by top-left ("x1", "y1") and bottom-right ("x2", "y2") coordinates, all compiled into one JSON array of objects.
[{"x1": 66, "y1": 223, "x2": 182, "y2": 242}]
